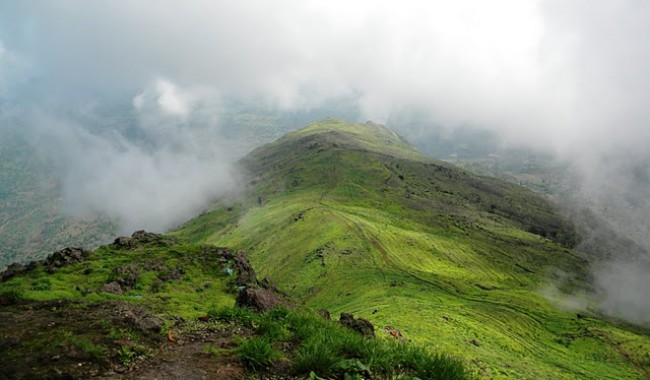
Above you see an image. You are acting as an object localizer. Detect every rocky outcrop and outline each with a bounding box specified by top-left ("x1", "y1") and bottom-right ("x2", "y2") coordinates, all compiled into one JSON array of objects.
[
  {"x1": 232, "y1": 251, "x2": 286, "y2": 312},
  {"x1": 0, "y1": 247, "x2": 89, "y2": 282},
  {"x1": 100, "y1": 259, "x2": 186, "y2": 295},
  {"x1": 318, "y1": 309, "x2": 331, "y2": 320},
  {"x1": 236, "y1": 287, "x2": 282, "y2": 312},
  {"x1": 233, "y1": 252, "x2": 257, "y2": 286},
  {"x1": 339, "y1": 313, "x2": 375, "y2": 337},
  {"x1": 113, "y1": 230, "x2": 177, "y2": 249},
  {"x1": 0, "y1": 262, "x2": 26, "y2": 282},
  {"x1": 101, "y1": 281, "x2": 123, "y2": 295},
  {"x1": 44, "y1": 247, "x2": 88, "y2": 273},
  {"x1": 113, "y1": 302, "x2": 165, "y2": 333}
]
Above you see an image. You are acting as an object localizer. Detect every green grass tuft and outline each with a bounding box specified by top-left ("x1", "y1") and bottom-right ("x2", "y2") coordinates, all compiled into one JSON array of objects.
[
  {"x1": 236, "y1": 336, "x2": 283, "y2": 370},
  {"x1": 0, "y1": 288, "x2": 24, "y2": 304},
  {"x1": 208, "y1": 305, "x2": 257, "y2": 327},
  {"x1": 211, "y1": 305, "x2": 472, "y2": 379},
  {"x1": 58, "y1": 331, "x2": 109, "y2": 362}
]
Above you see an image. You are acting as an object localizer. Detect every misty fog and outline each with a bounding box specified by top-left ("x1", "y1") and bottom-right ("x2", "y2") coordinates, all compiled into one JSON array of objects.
[{"x1": 1, "y1": 0, "x2": 649, "y2": 324}]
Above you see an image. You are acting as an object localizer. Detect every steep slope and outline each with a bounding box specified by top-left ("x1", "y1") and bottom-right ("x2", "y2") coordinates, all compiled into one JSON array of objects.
[{"x1": 175, "y1": 119, "x2": 650, "y2": 379}]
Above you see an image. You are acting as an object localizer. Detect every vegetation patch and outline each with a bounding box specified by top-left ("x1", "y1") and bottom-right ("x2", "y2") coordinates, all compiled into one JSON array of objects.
[{"x1": 213, "y1": 305, "x2": 472, "y2": 379}]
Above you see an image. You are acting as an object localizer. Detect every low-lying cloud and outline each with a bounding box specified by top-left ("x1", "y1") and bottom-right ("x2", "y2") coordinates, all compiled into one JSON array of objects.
[
  {"x1": 1, "y1": 0, "x2": 649, "y2": 323},
  {"x1": 23, "y1": 79, "x2": 238, "y2": 233}
]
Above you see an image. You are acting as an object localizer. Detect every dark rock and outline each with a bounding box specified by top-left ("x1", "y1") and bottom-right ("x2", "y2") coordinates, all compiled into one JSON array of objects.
[
  {"x1": 318, "y1": 309, "x2": 331, "y2": 320},
  {"x1": 339, "y1": 313, "x2": 375, "y2": 337},
  {"x1": 113, "y1": 236, "x2": 133, "y2": 247},
  {"x1": 150, "y1": 279, "x2": 164, "y2": 293},
  {"x1": 44, "y1": 247, "x2": 89, "y2": 273},
  {"x1": 113, "y1": 230, "x2": 176, "y2": 249},
  {"x1": 137, "y1": 315, "x2": 165, "y2": 333},
  {"x1": 114, "y1": 366, "x2": 128, "y2": 374},
  {"x1": 101, "y1": 282, "x2": 123, "y2": 295},
  {"x1": 233, "y1": 252, "x2": 257, "y2": 286},
  {"x1": 25, "y1": 261, "x2": 41, "y2": 271},
  {"x1": 113, "y1": 264, "x2": 140, "y2": 290},
  {"x1": 145, "y1": 259, "x2": 165, "y2": 271},
  {"x1": 158, "y1": 267, "x2": 184, "y2": 282},
  {"x1": 114, "y1": 302, "x2": 164, "y2": 333},
  {"x1": 204, "y1": 246, "x2": 235, "y2": 260},
  {"x1": 2, "y1": 247, "x2": 89, "y2": 280},
  {"x1": 131, "y1": 230, "x2": 165, "y2": 244},
  {"x1": 236, "y1": 287, "x2": 281, "y2": 312},
  {"x1": 0, "y1": 262, "x2": 26, "y2": 282},
  {"x1": 228, "y1": 251, "x2": 289, "y2": 312},
  {"x1": 62, "y1": 344, "x2": 93, "y2": 361},
  {"x1": 259, "y1": 276, "x2": 281, "y2": 292}
]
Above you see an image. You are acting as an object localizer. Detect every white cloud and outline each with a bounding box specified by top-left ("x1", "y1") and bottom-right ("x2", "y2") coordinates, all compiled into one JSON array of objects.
[
  {"x1": 132, "y1": 92, "x2": 145, "y2": 109},
  {"x1": 26, "y1": 95, "x2": 238, "y2": 233},
  {"x1": 155, "y1": 79, "x2": 190, "y2": 117}
]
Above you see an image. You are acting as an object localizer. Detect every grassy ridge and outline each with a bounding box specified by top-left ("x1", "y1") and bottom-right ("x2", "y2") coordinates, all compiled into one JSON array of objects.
[
  {"x1": 0, "y1": 233, "x2": 471, "y2": 379},
  {"x1": 174, "y1": 119, "x2": 650, "y2": 379},
  {"x1": 0, "y1": 241, "x2": 235, "y2": 318}
]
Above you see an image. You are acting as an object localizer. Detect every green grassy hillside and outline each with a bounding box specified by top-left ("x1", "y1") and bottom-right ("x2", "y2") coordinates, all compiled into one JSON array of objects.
[
  {"x1": 0, "y1": 231, "x2": 470, "y2": 379},
  {"x1": 175, "y1": 119, "x2": 650, "y2": 379}
]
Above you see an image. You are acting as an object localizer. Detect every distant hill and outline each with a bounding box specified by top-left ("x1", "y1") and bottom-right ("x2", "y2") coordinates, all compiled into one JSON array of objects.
[
  {"x1": 0, "y1": 127, "x2": 117, "y2": 269},
  {"x1": 174, "y1": 119, "x2": 650, "y2": 379}
]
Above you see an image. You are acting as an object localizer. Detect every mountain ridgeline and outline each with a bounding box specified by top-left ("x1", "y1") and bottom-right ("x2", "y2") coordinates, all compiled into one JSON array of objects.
[
  {"x1": 2, "y1": 119, "x2": 649, "y2": 379},
  {"x1": 176, "y1": 119, "x2": 650, "y2": 379}
]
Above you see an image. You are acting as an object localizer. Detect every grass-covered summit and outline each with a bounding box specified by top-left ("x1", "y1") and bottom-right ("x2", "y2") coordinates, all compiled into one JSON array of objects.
[{"x1": 175, "y1": 119, "x2": 650, "y2": 379}]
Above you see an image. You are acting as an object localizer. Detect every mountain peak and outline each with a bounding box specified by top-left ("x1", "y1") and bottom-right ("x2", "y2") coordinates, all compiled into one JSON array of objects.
[{"x1": 270, "y1": 118, "x2": 425, "y2": 161}]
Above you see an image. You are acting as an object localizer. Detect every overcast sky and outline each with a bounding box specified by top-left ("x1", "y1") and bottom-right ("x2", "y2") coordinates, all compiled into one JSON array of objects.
[
  {"x1": 1, "y1": 0, "x2": 649, "y2": 322},
  {"x1": 2, "y1": 1, "x2": 649, "y2": 150}
]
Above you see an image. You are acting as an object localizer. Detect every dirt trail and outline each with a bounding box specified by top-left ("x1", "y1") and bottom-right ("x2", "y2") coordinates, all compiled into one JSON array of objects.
[
  {"x1": 0, "y1": 300, "x2": 245, "y2": 380},
  {"x1": 105, "y1": 332, "x2": 244, "y2": 380}
]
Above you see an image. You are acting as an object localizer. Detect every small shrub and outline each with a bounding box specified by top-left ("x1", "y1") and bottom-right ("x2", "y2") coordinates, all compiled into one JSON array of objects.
[
  {"x1": 203, "y1": 344, "x2": 221, "y2": 356},
  {"x1": 108, "y1": 327, "x2": 138, "y2": 341},
  {"x1": 75, "y1": 338, "x2": 108, "y2": 361},
  {"x1": 31, "y1": 278, "x2": 51, "y2": 291},
  {"x1": 0, "y1": 289, "x2": 23, "y2": 304},
  {"x1": 117, "y1": 343, "x2": 148, "y2": 366},
  {"x1": 257, "y1": 309, "x2": 291, "y2": 341},
  {"x1": 293, "y1": 336, "x2": 342, "y2": 376},
  {"x1": 236, "y1": 336, "x2": 282, "y2": 370},
  {"x1": 58, "y1": 332, "x2": 108, "y2": 362},
  {"x1": 208, "y1": 306, "x2": 256, "y2": 327},
  {"x1": 118, "y1": 345, "x2": 137, "y2": 365}
]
